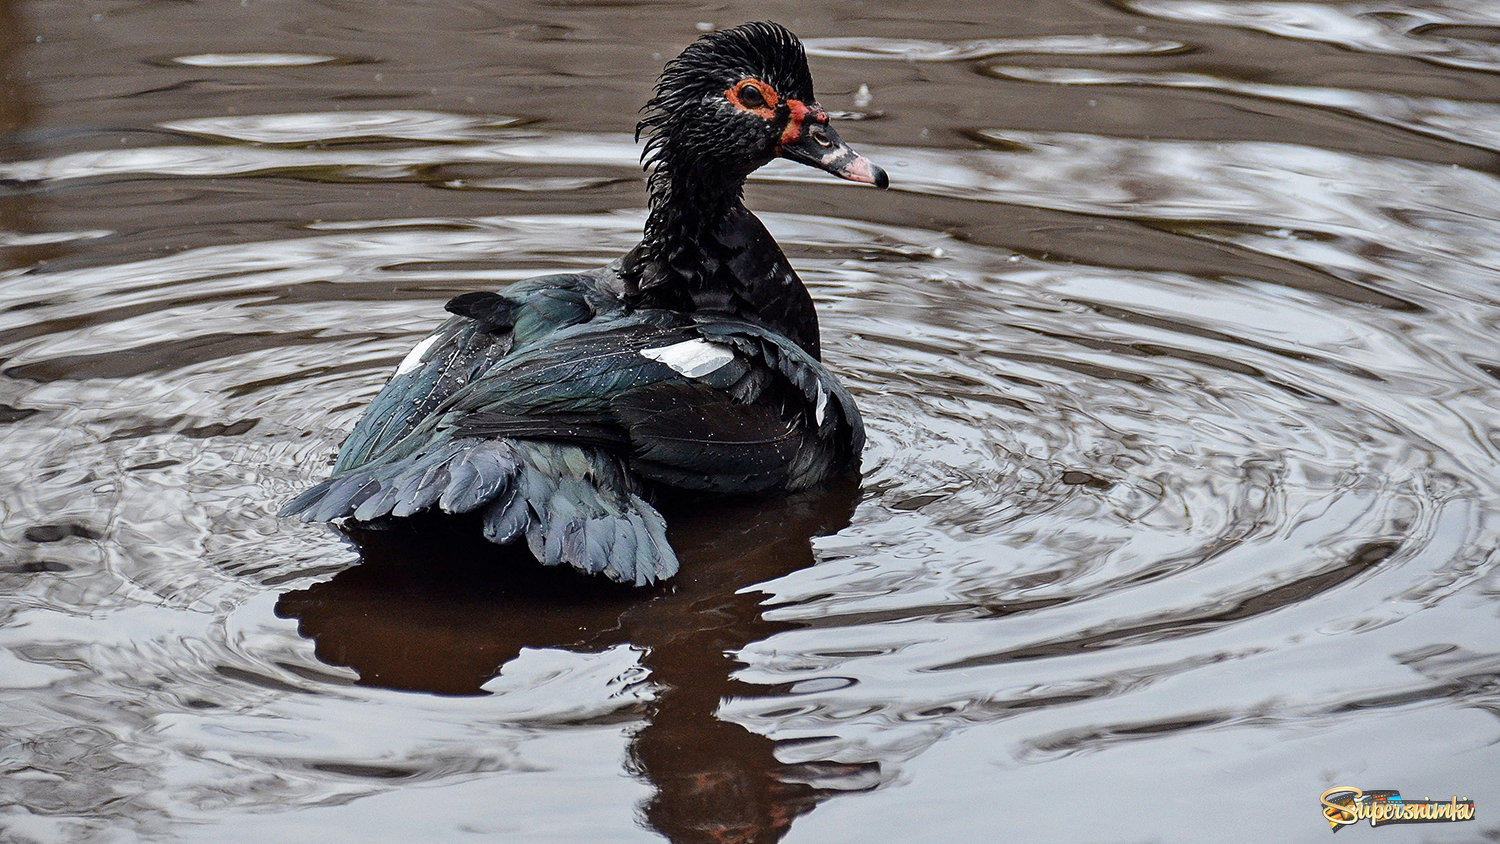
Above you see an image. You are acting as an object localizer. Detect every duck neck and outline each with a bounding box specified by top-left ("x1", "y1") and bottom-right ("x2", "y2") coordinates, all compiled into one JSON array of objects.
[{"x1": 623, "y1": 165, "x2": 821, "y2": 359}]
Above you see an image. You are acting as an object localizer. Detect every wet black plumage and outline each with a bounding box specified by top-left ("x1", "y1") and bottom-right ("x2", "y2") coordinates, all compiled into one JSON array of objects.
[{"x1": 282, "y1": 21, "x2": 887, "y2": 584}]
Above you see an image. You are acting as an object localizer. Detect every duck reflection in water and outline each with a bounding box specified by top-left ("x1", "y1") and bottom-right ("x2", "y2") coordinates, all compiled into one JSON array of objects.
[{"x1": 276, "y1": 478, "x2": 872, "y2": 843}]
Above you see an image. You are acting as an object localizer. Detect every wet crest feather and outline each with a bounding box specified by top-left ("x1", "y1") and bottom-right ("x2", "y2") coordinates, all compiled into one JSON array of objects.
[{"x1": 635, "y1": 21, "x2": 813, "y2": 179}]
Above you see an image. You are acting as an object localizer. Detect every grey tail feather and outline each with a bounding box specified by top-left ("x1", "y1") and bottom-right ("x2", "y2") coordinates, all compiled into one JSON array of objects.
[
  {"x1": 478, "y1": 442, "x2": 677, "y2": 585},
  {"x1": 281, "y1": 438, "x2": 678, "y2": 585}
]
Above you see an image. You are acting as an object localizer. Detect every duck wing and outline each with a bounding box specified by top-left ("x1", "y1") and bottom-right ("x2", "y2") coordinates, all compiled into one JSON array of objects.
[
  {"x1": 444, "y1": 314, "x2": 864, "y2": 493},
  {"x1": 284, "y1": 312, "x2": 861, "y2": 584},
  {"x1": 331, "y1": 269, "x2": 620, "y2": 471}
]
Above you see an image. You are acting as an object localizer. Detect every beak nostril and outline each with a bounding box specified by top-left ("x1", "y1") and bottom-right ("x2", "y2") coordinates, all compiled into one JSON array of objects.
[{"x1": 809, "y1": 125, "x2": 832, "y2": 147}]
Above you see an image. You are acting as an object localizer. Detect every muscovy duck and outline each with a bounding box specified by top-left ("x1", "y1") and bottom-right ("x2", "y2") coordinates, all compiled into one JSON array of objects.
[{"x1": 282, "y1": 21, "x2": 887, "y2": 585}]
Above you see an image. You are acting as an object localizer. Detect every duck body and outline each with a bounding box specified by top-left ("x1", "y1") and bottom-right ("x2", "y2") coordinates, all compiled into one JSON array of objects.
[{"x1": 283, "y1": 22, "x2": 886, "y2": 584}]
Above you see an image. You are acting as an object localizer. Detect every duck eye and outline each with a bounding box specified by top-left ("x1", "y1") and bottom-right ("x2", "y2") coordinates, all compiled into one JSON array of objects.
[
  {"x1": 738, "y1": 84, "x2": 766, "y2": 109},
  {"x1": 809, "y1": 124, "x2": 832, "y2": 147}
]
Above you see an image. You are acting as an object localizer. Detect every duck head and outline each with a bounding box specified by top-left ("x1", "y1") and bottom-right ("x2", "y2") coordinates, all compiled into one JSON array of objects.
[{"x1": 637, "y1": 21, "x2": 888, "y2": 193}]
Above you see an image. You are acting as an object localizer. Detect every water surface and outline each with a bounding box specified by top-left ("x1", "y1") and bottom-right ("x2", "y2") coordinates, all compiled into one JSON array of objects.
[{"x1": 2, "y1": 0, "x2": 1499, "y2": 841}]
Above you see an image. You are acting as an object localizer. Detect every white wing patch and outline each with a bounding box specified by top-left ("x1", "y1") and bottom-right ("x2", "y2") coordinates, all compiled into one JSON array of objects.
[
  {"x1": 395, "y1": 334, "x2": 439, "y2": 376},
  {"x1": 814, "y1": 387, "x2": 829, "y2": 426},
  {"x1": 640, "y1": 339, "x2": 735, "y2": 378}
]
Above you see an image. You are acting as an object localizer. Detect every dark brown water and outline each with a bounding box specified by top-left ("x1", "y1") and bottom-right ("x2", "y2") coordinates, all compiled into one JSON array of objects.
[{"x1": 3, "y1": 1, "x2": 1500, "y2": 841}]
